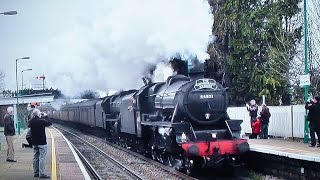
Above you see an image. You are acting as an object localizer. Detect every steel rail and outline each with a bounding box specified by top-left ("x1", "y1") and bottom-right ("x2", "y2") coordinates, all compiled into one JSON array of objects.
[
  {"x1": 56, "y1": 126, "x2": 144, "y2": 180},
  {"x1": 54, "y1": 124, "x2": 195, "y2": 180},
  {"x1": 103, "y1": 138, "x2": 196, "y2": 180},
  {"x1": 70, "y1": 143, "x2": 103, "y2": 180}
]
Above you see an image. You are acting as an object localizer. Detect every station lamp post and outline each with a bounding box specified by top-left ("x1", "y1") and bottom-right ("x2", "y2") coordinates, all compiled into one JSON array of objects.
[
  {"x1": 0, "y1": 11, "x2": 17, "y2": 15},
  {"x1": 0, "y1": 10, "x2": 18, "y2": 150},
  {"x1": 21, "y1": 68, "x2": 32, "y2": 95},
  {"x1": 15, "y1": 57, "x2": 30, "y2": 135},
  {"x1": 303, "y1": 0, "x2": 310, "y2": 143},
  {"x1": 21, "y1": 68, "x2": 32, "y2": 129}
]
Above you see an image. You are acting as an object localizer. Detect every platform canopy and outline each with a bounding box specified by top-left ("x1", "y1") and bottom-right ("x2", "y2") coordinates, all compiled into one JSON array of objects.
[{"x1": 0, "y1": 94, "x2": 54, "y2": 105}]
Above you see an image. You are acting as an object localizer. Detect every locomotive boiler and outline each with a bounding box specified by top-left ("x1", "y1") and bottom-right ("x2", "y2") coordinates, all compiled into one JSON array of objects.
[{"x1": 101, "y1": 74, "x2": 249, "y2": 174}]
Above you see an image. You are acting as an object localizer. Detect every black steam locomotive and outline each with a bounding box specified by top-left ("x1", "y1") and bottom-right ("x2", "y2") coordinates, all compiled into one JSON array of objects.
[
  {"x1": 103, "y1": 74, "x2": 249, "y2": 173},
  {"x1": 44, "y1": 74, "x2": 249, "y2": 174}
]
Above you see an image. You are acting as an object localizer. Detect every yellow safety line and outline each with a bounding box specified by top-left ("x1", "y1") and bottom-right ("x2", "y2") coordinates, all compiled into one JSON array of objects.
[{"x1": 48, "y1": 128, "x2": 57, "y2": 180}]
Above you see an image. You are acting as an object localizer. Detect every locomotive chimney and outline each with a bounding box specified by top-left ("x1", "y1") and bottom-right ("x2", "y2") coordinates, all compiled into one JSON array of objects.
[
  {"x1": 188, "y1": 71, "x2": 204, "y2": 81},
  {"x1": 142, "y1": 77, "x2": 150, "y2": 85}
]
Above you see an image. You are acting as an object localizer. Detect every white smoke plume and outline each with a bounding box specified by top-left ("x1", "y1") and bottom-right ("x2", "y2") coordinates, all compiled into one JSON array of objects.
[
  {"x1": 49, "y1": 99, "x2": 66, "y2": 111},
  {"x1": 31, "y1": 0, "x2": 213, "y2": 97},
  {"x1": 153, "y1": 62, "x2": 175, "y2": 82}
]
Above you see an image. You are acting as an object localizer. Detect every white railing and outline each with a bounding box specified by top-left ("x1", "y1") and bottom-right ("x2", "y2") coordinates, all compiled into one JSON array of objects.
[{"x1": 227, "y1": 105, "x2": 306, "y2": 138}]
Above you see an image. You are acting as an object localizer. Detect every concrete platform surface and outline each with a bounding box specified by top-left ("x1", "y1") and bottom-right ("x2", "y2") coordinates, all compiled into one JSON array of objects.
[
  {"x1": 249, "y1": 138, "x2": 320, "y2": 162},
  {"x1": 0, "y1": 127, "x2": 89, "y2": 180}
]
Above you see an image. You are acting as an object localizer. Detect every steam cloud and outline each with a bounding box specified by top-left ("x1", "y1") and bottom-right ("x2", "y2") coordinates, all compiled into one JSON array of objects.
[{"x1": 31, "y1": 0, "x2": 213, "y2": 97}]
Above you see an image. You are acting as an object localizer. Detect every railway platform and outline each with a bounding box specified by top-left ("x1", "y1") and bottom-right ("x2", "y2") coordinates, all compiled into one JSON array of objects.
[
  {"x1": 247, "y1": 138, "x2": 320, "y2": 179},
  {"x1": 0, "y1": 126, "x2": 90, "y2": 180},
  {"x1": 248, "y1": 138, "x2": 320, "y2": 162}
]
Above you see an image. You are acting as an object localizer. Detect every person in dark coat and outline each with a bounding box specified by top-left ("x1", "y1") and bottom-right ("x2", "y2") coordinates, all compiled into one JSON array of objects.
[
  {"x1": 3, "y1": 106, "x2": 16, "y2": 162},
  {"x1": 305, "y1": 96, "x2": 320, "y2": 147},
  {"x1": 246, "y1": 99, "x2": 259, "y2": 122},
  {"x1": 22, "y1": 104, "x2": 35, "y2": 148},
  {"x1": 22, "y1": 128, "x2": 32, "y2": 148},
  {"x1": 246, "y1": 99, "x2": 259, "y2": 135},
  {"x1": 29, "y1": 109, "x2": 52, "y2": 178},
  {"x1": 260, "y1": 104, "x2": 271, "y2": 139}
]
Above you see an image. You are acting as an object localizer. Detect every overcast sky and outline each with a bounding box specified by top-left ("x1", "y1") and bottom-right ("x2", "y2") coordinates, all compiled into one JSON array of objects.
[{"x1": 0, "y1": 0, "x2": 213, "y2": 97}]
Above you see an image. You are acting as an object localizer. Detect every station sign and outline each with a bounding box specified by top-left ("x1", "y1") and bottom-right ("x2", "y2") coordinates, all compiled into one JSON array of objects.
[{"x1": 299, "y1": 74, "x2": 310, "y2": 87}]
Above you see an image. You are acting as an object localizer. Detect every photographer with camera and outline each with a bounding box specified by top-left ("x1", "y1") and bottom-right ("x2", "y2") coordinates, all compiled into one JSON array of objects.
[
  {"x1": 305, "y1": 96, "x2": 320, "y2": 147},
  {"x1": 29, "y1": 109, "x2": 52, "y2": 178}
]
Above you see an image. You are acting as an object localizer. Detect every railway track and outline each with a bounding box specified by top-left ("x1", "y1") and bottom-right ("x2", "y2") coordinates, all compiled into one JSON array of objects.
[
  {"x1": 56, "y1": 127, "x2": 144, "y2": 180},
  {"x1": 103, "y1": 135, "x2": 194, "y2": 179},
  {"x1": 55, "y1": 125, "x2": 195, "y2": 180},
  {"x1": 71, "y1": 143, "x2": 103, "y2": 180}
]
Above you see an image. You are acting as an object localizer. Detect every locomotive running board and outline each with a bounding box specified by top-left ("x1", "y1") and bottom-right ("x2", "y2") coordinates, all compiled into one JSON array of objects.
[
  {"x1": 105, "y1": 118, "x2": 120, "y2": 122},
  {"x1": 141, "y1": 121, "x2": 189, "y2": 127}
]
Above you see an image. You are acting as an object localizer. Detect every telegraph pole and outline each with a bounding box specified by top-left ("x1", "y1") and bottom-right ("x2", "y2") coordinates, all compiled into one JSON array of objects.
[
  {"x1": 303, "y1": 0, "x2": 310, "y2": 143},
  {"x1": 15, "y1": 56, "x2": 30, "y2": 135}
]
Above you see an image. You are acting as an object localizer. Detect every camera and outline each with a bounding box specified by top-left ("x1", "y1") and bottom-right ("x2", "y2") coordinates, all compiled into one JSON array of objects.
[{"x1": 306, "y1": 100, "x2": 314, "y2": 105}]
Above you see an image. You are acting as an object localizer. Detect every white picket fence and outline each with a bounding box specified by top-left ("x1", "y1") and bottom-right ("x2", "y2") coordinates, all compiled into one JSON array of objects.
[{"x1": 227, "y1": 105, "x2": 306, "y2": 138}]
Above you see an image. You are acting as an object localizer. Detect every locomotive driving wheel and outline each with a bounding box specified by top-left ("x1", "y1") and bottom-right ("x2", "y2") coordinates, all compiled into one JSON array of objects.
[
  {"x1": 120, "y1": 141, "x2": 125, "y2": 148},
  {"x1": 160, "y1": 152, "x2": 170, "y2": 165},
  {"x1": 156, "y1": 150, "x2": 163, "y2": 163},
  {"x1": 184, "y1": 157, "x2": 194, "y2": 175},
  {"x1": 157, "y1": 150, "x2": 169, "y2": 165},
  {"x1": 151, "y1": 146, "x2": 157, "y2": 160},
  {"x1": 168, "y1": 154, "x2": 176, "y2": 167}
]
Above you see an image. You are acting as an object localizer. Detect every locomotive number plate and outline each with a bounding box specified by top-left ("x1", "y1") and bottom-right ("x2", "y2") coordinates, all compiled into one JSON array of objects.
[{"x1": 200, "y1": 94, "x2": 214, "y2": 99}]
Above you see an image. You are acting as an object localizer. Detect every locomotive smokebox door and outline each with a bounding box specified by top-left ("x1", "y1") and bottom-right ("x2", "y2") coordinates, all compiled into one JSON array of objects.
[{"x1": 120, "y1": 93, "x2": 137, "y2": 134}]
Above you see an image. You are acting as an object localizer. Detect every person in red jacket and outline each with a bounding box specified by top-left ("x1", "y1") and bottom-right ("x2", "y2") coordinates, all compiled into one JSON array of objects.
[{"x1": 249, "y1": 118, "x2": 261, "y2": 139}]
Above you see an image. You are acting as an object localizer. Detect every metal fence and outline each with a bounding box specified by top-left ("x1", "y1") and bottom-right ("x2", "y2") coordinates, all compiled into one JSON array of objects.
[{"x1": 227, "y1": 105, "x2": 306, "y2": 138}]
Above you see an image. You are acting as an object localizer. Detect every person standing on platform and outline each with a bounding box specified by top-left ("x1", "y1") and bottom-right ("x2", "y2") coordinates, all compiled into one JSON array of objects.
[
  {"x1": 260, "y1": 104, "x2": 271, "y2": 139},
  {"x1": 22, "y1": 128, "x2": 32, "y2": 148},
  {"x1": 29, "y1": 109, "x2": 52, "y2": 178},
  {"x1": 305, "y1": 96, "x2": 320, "y2": 147},
  {"x1": 246, "y1": 99, "x2": 259, "y2": 135},
  {"x1": 246, "y1": 99, "x2": 259, "y2": 122},
  {"x1": 249, "y1": 118, "x2": 261, "y2": 139},
  {"x1": 3, "y1": 106, "x2": 16, "y2": 162},
  {"x1": 22, "y1": 104, "x2": 35, "y2": 148}
]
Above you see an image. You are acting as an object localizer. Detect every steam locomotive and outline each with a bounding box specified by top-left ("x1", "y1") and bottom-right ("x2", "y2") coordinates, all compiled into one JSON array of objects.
[{"x1": 43, "y1": 74, "x2": 249, "y2": 174}]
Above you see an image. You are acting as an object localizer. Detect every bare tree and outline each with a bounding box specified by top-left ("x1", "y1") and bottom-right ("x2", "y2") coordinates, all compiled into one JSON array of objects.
[
  {"x1": 281, "y1": 1, "x2": 320, "y2": 102},
  {"x1": 308, "y1": 0, "x2": 320, "y2": 95}
]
